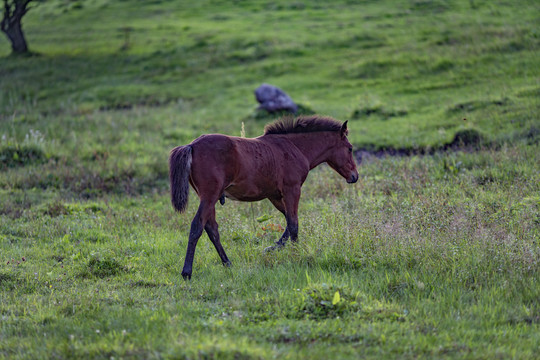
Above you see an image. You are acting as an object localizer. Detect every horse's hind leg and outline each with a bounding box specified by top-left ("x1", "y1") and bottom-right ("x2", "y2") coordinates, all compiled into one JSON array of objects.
[
  {"x1": 181, "y1": 203, "x2": 205, "y2": 279},
  {"x1": 182, "y1": 188, "x2": 229, "y2": 279},
  {"x1": 181, "y1": 199, "x2": 219, "y2": 279},
  {"x1": 204, "y1": 207, "x2": 231, "y2": 267}
]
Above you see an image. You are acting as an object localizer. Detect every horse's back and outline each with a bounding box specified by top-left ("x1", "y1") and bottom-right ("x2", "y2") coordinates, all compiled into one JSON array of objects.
[
  {"x1": 190, "y1": 134, "x2": 278, "y2": 170},
  {"x1": 191, "y1": 134, "x2": 234, "y2": 154},
  {"x1": 187, "y1": 133, "x2": 311, "y2": 201},
  {"x1": 188, "y1": 134, "x2": 292, "y2": 201}
]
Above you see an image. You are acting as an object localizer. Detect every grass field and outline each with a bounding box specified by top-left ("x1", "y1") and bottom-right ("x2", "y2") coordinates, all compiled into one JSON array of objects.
[{"x1": 1, "y1": 0, "x2": 539, "y2": 358}]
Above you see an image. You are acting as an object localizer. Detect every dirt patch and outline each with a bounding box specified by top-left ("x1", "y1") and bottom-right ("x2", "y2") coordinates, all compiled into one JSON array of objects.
[{"x1": 355, "y1": 128, "x2": 485, "y2": 161}]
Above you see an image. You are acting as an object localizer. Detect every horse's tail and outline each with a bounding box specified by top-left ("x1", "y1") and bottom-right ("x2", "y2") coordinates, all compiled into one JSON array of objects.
[{"x1": 169, "y1": 145, "x2": 192, "y2": 213}]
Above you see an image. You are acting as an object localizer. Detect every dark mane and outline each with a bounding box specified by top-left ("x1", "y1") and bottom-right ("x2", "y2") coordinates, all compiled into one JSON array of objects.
[{"x1": 263, "y1": 116, "x2": 343, "y2": 135}]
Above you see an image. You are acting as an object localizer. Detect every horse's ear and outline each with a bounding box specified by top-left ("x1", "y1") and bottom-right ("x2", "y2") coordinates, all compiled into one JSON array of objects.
[{"x1": 340, "y1": 120, "x2": 349, "y2": 138}]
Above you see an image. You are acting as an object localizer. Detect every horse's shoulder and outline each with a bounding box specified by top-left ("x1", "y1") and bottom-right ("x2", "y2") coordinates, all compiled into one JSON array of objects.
[{"x1": 259, "y1": 135, "x2": 309, "y2": 165}]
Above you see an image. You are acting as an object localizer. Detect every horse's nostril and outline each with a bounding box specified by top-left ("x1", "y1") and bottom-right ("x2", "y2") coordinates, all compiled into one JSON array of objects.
[{"x1": 347, "y1": 174, "x2": 358, "y2": 184}]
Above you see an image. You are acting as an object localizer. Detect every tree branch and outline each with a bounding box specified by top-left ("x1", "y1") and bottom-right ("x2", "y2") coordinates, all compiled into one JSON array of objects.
[
  {"x1": 21, "y1": 0, "x2": 32, "y2": 15},
  {"x1": 14, "y1": 0, "x2": 30, "y2": 18},
  {"x1": 1, "y1": 0, "x2": 31, "y2": 29},
  {"x1": 1, "y1": 0, "x2": 11, "y2": 32}
]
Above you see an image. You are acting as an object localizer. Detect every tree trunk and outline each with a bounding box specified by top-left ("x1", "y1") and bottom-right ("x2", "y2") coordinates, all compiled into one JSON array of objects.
[
  {"x1": 1, "y1": 0, "x2": 31, "y2": 55},
  {"x1": 4, "y1": 17, "x2": 27, "y2": 53}
]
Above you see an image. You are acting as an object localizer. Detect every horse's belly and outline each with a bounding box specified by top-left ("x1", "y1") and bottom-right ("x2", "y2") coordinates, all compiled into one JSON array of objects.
[{"x1": 224, "y1": 185, "x2": 268, "y2": 202}]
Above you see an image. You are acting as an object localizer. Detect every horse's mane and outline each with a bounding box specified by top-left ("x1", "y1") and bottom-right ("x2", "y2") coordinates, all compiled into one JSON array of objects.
[{"x1": 263, "y1": 116, "x2": 343, "y2": 135}]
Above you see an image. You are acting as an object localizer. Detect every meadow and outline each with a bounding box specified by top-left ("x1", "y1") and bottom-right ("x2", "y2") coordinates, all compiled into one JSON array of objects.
[{"x1": 0, "y1": 0, "x2": 539, "y2": 358}]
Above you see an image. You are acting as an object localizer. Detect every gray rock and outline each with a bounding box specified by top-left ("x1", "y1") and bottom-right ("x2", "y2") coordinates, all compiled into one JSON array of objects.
[{"x1": 255, "y1": 83, "x2": 298, "y2": 113}]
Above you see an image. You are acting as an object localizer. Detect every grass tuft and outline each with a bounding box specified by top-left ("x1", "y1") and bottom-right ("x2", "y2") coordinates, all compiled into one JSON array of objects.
[
  {"x1": 82, "y1": 255, "x2": 126, "y2": 278},
  {"x1": 351, "y1": 105, "x2": 408, "y2": 120},
  {"x1": 0, "y1": 145, "x2": 47, "y2": 169},
  {"x1": 297, "y1": 283, "x2": 361, "y2": 319},
  {"x1": 449, "y1": 128, "x2": 484, "y2": 147},
  {"x1": 447, "y1": 98, "x2": 511, "y2": 114}
]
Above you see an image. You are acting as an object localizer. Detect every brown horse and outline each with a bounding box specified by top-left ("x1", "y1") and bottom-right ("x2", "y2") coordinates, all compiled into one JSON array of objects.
[{"x1": 169, "y1": 116, "x2": 359, "y2": 279}]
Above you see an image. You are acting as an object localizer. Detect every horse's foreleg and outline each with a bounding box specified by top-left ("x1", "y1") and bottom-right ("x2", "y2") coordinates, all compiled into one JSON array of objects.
[
  {"x1": 286, "y1": 216, "x2": 299, "y2": 243},
  {"x1": 268, "y1": 198, "x2": 290, "y2": 248},
  {"x1": 267, "y1": 188, "x2": 300, "y2": 249},
  {"x1": 283, "y1": 187, "x2": 301, "y2": 243},
  {"x1": 205, "y1": 208, "x2": 231, "y2": 267},
  {"x1": 276, "y1": 228, "x2": 290, "y2": 247}
]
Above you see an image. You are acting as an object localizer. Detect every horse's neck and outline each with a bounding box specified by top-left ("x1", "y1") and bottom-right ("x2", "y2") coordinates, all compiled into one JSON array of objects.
[{"x1": 287, "y1": 132, "x2": 336, "y2": 169}]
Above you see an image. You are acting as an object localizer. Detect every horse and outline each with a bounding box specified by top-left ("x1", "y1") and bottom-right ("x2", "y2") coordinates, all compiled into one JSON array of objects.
[{"x1": 169, "y1": 115, "x2": 359, "y2": 279}]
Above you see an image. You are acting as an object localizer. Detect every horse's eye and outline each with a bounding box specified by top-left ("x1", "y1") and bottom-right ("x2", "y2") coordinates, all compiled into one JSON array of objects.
[{"x1": 349, "y1": 147, "x2": 353, "y2": 153}]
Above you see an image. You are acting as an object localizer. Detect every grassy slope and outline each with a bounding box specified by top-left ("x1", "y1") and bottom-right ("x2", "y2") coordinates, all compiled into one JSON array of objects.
[
  {"x1": 0, "y1": 0, "x2": 539, "y2": 359},
  {"x1": 1, "y1": 0, "x2": 538, "y2": 147}
]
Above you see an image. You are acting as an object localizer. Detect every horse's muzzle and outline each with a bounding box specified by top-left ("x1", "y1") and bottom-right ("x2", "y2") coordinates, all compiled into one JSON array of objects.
[{"x1": 347, "y1": 173, "x2": 359, "y2": 184}]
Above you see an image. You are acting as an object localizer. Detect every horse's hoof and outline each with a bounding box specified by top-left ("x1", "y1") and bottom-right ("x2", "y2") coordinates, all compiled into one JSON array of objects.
[
  {"x1": 181, "y1": 272, "x2": 192, "y2": 280},
  {"x1": 264, "y1": 244, "x2": 284, "y2": 252},
  {"x1": 223, "y1": 261, "x2": 232, "y2": 267}
]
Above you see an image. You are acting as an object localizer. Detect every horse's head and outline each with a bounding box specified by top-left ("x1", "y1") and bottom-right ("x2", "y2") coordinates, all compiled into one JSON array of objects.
[{"x1": 327, "y1": 121, "x2": 359, "y2": 184}]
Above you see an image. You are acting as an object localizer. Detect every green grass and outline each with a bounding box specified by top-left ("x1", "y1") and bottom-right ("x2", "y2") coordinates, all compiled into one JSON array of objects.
[
  {"x1": 1, "y1": 0, "x2": 538, "y2": 148},
  {"x1": 1, "y1": 0, "x2": 539, "y2": 358},
  {"x1": 1, "y1": 148, "x2": 539, "y2": 359}
]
